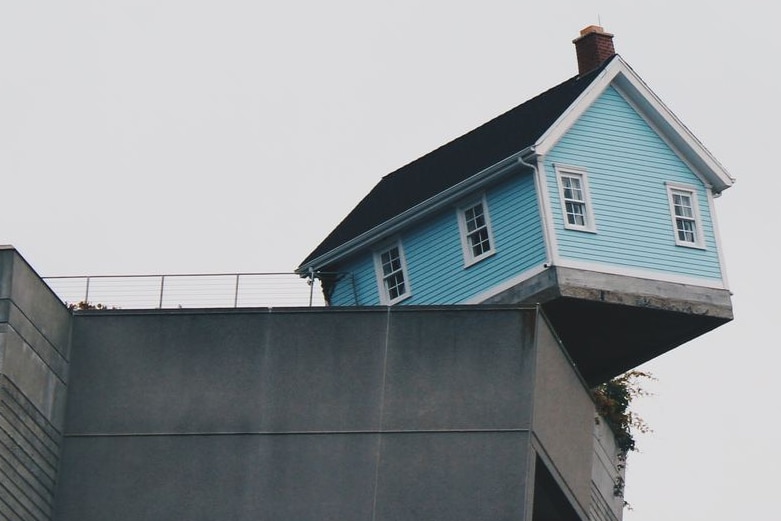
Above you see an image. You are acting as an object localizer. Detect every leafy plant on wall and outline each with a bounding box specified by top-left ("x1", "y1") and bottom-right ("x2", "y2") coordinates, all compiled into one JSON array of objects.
[
  {"x1": 592, "y1": 370, "x2": 654, "y2": 499},
  {"x1": 67, "y1": 300, "x2": 116, "y2": 310}
]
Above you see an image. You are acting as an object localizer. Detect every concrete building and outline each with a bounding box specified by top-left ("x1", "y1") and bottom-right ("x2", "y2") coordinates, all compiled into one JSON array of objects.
[
  {"x1": 1, "y1": 25, "x2": 733, "y2": 521},
  {"x1": 2, "y1": 245, "x2": 629, "y2": 521}
]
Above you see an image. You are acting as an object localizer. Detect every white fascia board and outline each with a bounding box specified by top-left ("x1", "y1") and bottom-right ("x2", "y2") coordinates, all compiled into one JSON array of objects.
[
  {"x1": 706, "y1": 188, "x2": 732, "y2": 289},
  {"x1": 299, "y1": 150, "x2": 532, "y2": 273},
  {"x1": 534, "y1": 56, "x2": 735, "y2": 194},
  {"x1": 533, "y1": 59, "x2": 618, "y2": 156},
  {"x1": 533, "y1": 157, "x2": 560, "y2": 266}
]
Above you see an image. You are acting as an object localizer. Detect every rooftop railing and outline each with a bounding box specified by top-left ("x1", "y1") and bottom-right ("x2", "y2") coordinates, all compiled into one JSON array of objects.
[{"x1": 43, "y1": 272, "x2": 331, "y2": 309}]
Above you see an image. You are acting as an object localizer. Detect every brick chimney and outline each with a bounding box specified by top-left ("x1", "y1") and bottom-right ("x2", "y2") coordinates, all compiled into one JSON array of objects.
[{"x1": 573, "y1": 25, "x2": 615, "y2": 75}]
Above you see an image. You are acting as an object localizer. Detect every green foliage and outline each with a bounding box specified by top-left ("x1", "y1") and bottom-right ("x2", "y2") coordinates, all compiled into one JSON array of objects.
[
  {"x1": 592, "y1": 370, "x2": 654, "y2": 503},
  {"x1": 592, "y1": 370, "x2": 654, "y2": 460},
  {"x1": 67, "y1": 300, "x2": 116, "y2": 311}
]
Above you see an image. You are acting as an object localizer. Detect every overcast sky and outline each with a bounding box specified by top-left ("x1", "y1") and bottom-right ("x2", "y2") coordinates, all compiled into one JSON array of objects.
[{"x1": 2, "y1": 1, "x2": 778, "y2": 519}]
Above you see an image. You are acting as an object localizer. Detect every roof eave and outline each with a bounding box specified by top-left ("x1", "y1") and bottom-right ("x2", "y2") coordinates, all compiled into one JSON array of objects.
[
  {"x1": 296, "y1": 149, "x2": 534, "y2": 274},
  {"x1": 534, "y1": 56, "x2": 735, "y2": 193}
]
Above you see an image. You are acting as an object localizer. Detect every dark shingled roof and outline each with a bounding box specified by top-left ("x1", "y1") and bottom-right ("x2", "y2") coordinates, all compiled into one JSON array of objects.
[{"x1": 300, "y1": 57, "x2": 616, "y2": 268}]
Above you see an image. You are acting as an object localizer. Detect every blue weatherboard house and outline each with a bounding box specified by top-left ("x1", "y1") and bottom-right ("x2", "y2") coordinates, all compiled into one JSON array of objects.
[{"x1": 297, "y1": 26, "x2": 735, "y2": 385}]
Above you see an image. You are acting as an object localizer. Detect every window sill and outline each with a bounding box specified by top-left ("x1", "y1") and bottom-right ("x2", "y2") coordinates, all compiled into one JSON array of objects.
[{"x1": 463, "y1": 249, "x2": 496, "y2": 268}]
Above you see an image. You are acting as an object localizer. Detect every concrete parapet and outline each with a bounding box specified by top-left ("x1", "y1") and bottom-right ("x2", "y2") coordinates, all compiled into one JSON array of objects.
[
  {"x1": 54, "y1": 306, "x2": 599, "y2": 521},
  {"x1": 0, "y1": 246, "x2": 72, "y2": 521}
]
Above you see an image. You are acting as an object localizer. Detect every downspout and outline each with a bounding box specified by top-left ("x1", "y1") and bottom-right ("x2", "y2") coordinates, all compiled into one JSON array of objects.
[{"x1": 518, "y1": 148, "x2": 555, "y2": 269}]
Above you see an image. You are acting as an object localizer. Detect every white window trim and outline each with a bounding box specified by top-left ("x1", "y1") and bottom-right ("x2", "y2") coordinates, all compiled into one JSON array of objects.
[
  {"x1": 554, "y1": 165, "x2": 597, "y2": 233},
  {"x1": 373, "y1": 239, "x2": 412, "y2": 305},
  {"x1": 456, "y1": 194, "x2": 496, "y2": 267},
  {"x1": 666, "y1": 182, "x2": 706, "y2": 249}
]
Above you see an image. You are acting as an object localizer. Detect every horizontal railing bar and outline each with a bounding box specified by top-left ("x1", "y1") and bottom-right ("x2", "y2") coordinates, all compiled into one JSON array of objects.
[
  {"x1": 43, "y1": 272, "x2": 310, "y2": 280},
  {"x1": 41, "y1": 271, "x2": 352, "y2": 309}
]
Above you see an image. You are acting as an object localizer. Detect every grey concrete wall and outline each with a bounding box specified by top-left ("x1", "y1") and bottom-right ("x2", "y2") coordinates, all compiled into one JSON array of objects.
[
  {"x1": 590, "y1": 419, "x2": 624, "y2": 521},
  {"x1": 532, "y1": 314, "x2": 595, "y2": 517},
  {"x1": 55, "y1": 307, "x2": 540, "y2": 521},
  {"x1": 0, "y1": 246, "x2": 72, "y2": 521}
]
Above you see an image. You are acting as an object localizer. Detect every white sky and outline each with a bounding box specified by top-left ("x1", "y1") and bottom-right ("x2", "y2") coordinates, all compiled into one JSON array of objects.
[{"x1": 2, "y1": 1, "x2": 778, "y2": 519}]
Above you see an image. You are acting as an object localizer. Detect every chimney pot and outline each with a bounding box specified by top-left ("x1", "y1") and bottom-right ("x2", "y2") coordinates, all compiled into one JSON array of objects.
[{"x1": 573, "y1": 25, "x2": 616, "y2": 75}]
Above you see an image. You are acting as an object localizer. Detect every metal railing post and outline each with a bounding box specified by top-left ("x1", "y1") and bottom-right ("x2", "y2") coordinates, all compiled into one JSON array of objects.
[
  {"x1": 158, "y1": 275, "x2": 166, "y2": 309},
  {"x1": 308, "y1": 268, "x2": 315, "y2": 307},
  {"x1": 233, "y1": 274, "x2": 240, "y2": 308},
  {"x1": 84, "y1": 277, "x2": 91, "y2": 304}
]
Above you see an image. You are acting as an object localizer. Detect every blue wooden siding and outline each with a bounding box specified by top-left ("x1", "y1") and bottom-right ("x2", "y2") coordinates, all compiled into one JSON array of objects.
[
  {"x1": 545, "y1": 86, "x2": 723, "y2": 281},
  {"x1": 328, "y1": 254, "x2": 379, "y2": 306},
  {"x1": 328, "y1": 172, "x2": 547, "y2": 305}
]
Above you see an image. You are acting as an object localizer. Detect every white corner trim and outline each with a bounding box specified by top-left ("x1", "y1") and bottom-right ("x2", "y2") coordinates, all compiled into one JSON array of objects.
[
  {"x1": 533, "y1": 59, "x2": 620, "y2": 156},
  {"x1": 706, "y1": 188, "x2": 731, "y2": 290},
  {"x1": 534, "y1": 159, "x2": 560, "y2": 266}
]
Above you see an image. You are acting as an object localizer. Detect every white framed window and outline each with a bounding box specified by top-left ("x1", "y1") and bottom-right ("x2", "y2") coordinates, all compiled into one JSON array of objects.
[
  {"x1": 457, "y1": 196, "x2": 496, "y2": 266},
  {"x1": 666, "y1": 183, "x2": 705, "y2": 248},
  {"x1": 373, "y1": 240, "x2": 411, "y2": 304},
  {"x1": 555, "y1": 166, "x2": 596, "y2": 232}
]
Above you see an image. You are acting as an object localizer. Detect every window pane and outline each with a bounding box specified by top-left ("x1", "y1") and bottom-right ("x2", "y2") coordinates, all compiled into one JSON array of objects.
[
  {"x1": 677, "y1": 219, "x2": 696, "y2": 243},
  {"x1": 566, "y1": 201, "x2": 586, "y2": 226},
  {"x1": 465, "y1": 204, "x2": 485, "y2": 233},
  {"x1": 673, "y1": 193, "x2": 694, "y2": 218},
  {"x1": 379, "y1": 245, "x2": 407, "y2": 301},
  {"x1": 563, "y1": 176, "x2": 584, "y2": 202},
  {"x1": 381, "y1": 247, "x2": 400, "y2": 276},
  {"x1": 386, "y1": 272, "x2": 405, "y2": 300},
  {"x1": 462, "y1": 202, "x2": 492, "y2": 260},
  {"x1": 469, "y1": 228, "x2": 491, "y2": 256}
]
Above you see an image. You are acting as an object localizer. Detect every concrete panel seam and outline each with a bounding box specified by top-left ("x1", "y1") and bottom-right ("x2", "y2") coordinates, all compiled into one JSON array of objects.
[
  {"x1": 3, "y1": 322, "x2": 68, "y2": 386},
  {"x1": 0, "y1": 407, "x2": 59, "y2": 465},
  {"x1": 0, "y1": 425, "x2": 57, "y2": 486},
  {"x1": 1, "y1": 377, "x2": 61, "y2": 449},
  {"x1": 0, "y1": 462, "x2": 50, "y2": 520},
  {"x1": 0, "y1": 410, "x2": 58, "y2": 473},
  {"x1": 0, "y1": 479, "x2": 44, "y2": 521},
  {"x1": 0, "y1": 450, "x2": 53, "y2": 511},
  {"x1": 370, "y1": 306, "x2": 392, "y2": 521},
  {"x1": 0, "y1": 428, "x2": 55, "y2": 493},
  {"x1": 61, "y1": 428, "x2": 534, "y2": 438},
  {"x1": 4, "y1": 299, "x2": 69, "y2": 362}
]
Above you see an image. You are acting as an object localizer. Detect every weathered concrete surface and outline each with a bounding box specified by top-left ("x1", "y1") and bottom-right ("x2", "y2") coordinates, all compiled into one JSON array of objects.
[
  {"x1": 54, "y1": 306, "x2": 597, "y2": 521},
  {"x1": 483, "y1": 265, "x2": 733, "y2": 384},
  {"x1": 533, "y1": 314, "x2": 594, "y2": 514},
  {"x1": 0, "y1": 247, "x2": 619, "y2": 521},
  {"x1": 0, "y1": 246, "x2": 72, "y2": 521}
]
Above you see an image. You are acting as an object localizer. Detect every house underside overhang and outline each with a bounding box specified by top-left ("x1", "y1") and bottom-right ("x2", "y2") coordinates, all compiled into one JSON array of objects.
[{"x1": 482, "y1": 266, "x2": 733, "y2": 386}]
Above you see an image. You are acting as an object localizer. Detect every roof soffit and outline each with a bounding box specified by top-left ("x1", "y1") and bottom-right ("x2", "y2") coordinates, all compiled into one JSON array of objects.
[
  {"x1": 298, "y1": 154, "x2": 527, "y2": 272},
  {"x1": 533, "y1": 56, "x2": 735, "y2": 193}
]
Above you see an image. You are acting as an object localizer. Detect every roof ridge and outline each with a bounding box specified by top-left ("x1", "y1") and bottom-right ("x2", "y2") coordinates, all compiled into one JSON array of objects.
[{"x1": 299, "y1": 57, "x2": 615, "y2": 269}]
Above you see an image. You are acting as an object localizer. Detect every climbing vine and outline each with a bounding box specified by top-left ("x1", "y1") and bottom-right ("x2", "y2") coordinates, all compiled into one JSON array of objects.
[
  {"x1": 592, "y1": 370, "x2": 654, "y2": 500},
  {"x1": 592, "y1": 370, "x2": 654, "y2": 458}
]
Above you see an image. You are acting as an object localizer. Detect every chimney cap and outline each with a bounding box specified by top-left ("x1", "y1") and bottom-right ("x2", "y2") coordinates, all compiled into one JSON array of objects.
[{"x1": 573, "y1": 25, "x2": 614, "y2": 43}]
